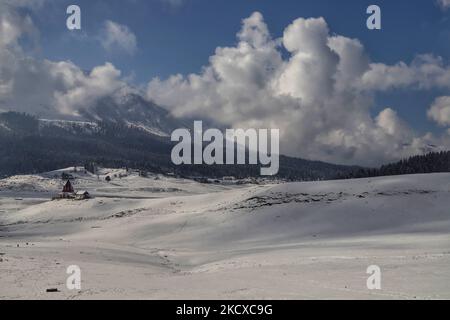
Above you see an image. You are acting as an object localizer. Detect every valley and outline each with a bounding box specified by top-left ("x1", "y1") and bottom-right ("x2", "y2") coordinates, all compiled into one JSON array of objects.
[{"x1": 1, "y1": 169, "x2": 449, "y2": 299}]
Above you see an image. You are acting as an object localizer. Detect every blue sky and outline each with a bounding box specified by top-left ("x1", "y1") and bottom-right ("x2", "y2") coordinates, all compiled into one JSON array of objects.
[
  {"x1": 33, "y1": 0, "x2": 450, "y2": 78},
  {"x1": 3, "y1": 0, "x2": 450, "y2": 165},
  {"x1": 27, "y1": 0, "x2": 450, "y2": 134}
]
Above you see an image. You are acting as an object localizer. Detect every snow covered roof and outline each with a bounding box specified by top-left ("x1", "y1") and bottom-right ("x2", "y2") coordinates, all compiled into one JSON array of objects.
[{"x1": 75, "y1": 190, "x2": 89, "y2": 195}]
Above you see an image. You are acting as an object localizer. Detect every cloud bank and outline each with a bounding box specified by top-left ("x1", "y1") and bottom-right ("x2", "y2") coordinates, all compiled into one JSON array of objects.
[
  {"x1": 146, "y1": 12, "x2": 450, "y2": 166},
  {"x1": 0, "y1": 2, "x2": 131, "y2": 118}
]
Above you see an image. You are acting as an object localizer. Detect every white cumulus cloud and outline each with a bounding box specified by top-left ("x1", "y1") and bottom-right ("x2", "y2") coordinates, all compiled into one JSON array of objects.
[
  {"x1": 147, "y1": 12, "x2": 450, "y2": 166},
  {"x1": 100, "y1": 20, "x2": 137, "y2": 55},
  {"x1": 428, "y1": 96, "x2": 450, "y2": 126},
  {"x1": 437, "y1": 0, "x2": 450, "y2": 10},
  {"x1": 0, "y1": 4, "x2": 131, "y2": 118}
]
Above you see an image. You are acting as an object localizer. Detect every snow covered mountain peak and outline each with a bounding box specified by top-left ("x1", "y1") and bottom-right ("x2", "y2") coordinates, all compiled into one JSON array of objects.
[{"x1": 77, "y1": 93, "x2": 186, "y2": 137}]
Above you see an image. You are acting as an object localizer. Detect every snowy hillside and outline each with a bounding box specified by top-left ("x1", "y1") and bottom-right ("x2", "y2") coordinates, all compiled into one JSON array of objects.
[
  {"x1": 0, "y1": 171, "x2": 449, "y2": 299},
  {"x1": 0, "y1": 111, "x2": 360, "y2": 180},
  {"x1": 0, "y1": 167, "x2": 234, "y2": 198},
  {"x1": 78, "y1": 93, "x2": 187, "y2": 137},
  {"x1": 38, "y1": 119, "x2": 100, "y2": 135}
]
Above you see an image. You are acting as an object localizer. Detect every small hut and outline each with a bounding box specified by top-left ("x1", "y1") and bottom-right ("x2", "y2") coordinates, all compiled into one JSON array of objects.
[
  {"x1": 53, "y1": 180, "x2": 91, "y2": 201},
  {"x1": 75, "y1": 190, "x2": 90, "y2": 200},
  {"x1": 54, "y1": 180, "x2": 75, "y2": 199},
  {"x1": 62, "y1": 180, "x2": 74, "y2": 193}
]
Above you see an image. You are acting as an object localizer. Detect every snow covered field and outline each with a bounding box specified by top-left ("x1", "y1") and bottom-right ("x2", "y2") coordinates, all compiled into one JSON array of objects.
[{"x1": 0, "y1": 169, "x2": 449, "y2": 299}]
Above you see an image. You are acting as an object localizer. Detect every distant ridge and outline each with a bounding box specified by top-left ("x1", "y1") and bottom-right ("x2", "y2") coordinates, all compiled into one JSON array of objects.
[
  {"x1": 340, "y1": 151, "x2": 450, "y2": 179},
  {"x1": 0, "y1": 111, "x2": 359, "y2": 180}
]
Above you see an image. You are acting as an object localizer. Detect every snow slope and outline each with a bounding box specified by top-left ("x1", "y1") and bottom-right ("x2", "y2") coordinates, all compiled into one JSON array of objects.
[
  {"x1": 0, "y1": 167, "x2": 234, "y2": 198},
  {"x1": 0, "y1": 172, "x2": 449, "y2": 299}
]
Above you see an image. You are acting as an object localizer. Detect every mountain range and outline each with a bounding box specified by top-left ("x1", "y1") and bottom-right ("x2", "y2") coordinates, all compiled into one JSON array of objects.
[{"x1": 1, "y1": 93, "x2": 361, "y2": 180}]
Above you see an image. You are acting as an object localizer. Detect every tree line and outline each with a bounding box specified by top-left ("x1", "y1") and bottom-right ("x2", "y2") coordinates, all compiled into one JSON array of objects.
[{"x1": 338, "y1": 151, "x2": 450, "y2": 179}]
